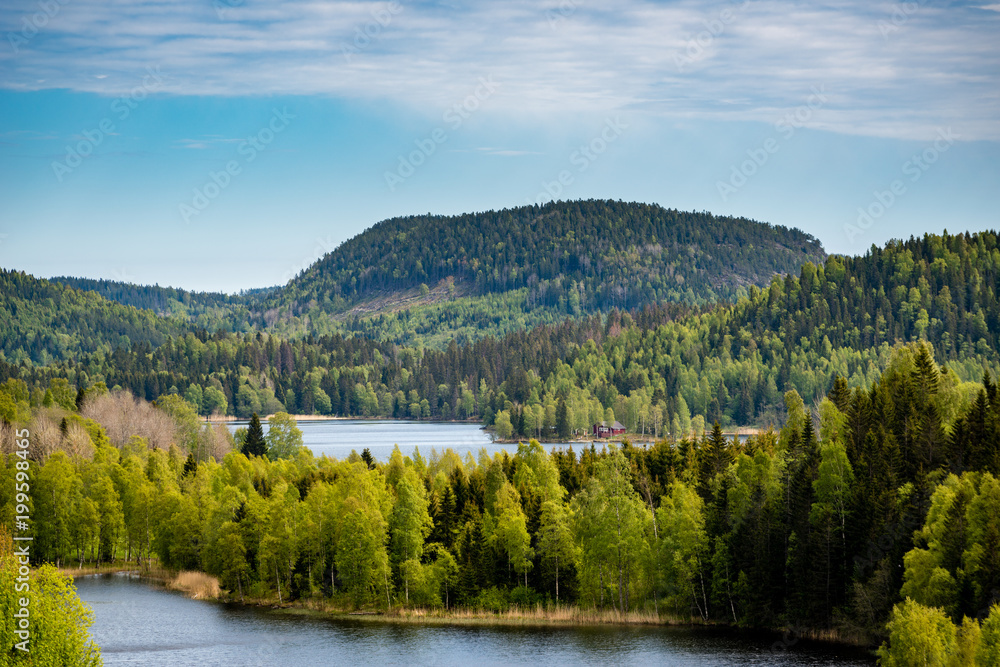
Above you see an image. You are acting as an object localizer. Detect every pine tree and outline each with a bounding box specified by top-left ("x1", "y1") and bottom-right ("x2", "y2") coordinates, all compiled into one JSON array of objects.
[
  {"x1": 361, "y1": 447, "x2": 375, "y2": 470},
  {"x1": 828, "y1": 375, "x2": 850, "y2": 413},
  {"x1": 242, "y1": 412, "x2": 267, "y2": 458},
  {"x1": 698, "y1": 421, "x2": 729, "y2": 498}
]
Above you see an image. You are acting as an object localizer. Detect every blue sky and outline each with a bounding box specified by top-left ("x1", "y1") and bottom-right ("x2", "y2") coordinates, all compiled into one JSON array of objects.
[{"x1": 1, "y1": 0, "x2": 998, "y2": 293}]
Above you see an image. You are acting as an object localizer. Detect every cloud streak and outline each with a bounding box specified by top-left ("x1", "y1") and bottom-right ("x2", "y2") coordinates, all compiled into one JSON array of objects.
[{"x1": 0, "y1": 0, "x2": 998, "y2": 140}]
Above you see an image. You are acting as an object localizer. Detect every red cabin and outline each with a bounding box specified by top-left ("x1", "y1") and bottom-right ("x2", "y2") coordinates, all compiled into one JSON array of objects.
[{"x1": 592, "y1": 420, "x2": 626, "y2": 437}]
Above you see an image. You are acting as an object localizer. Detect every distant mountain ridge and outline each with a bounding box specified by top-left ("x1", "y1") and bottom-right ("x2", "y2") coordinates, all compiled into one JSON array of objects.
[
  {"x1": 7, "y1": 200, "x2": 827, "y2": 362},
  {"x1": 48, "y1": 277, "x2": 275, "y2": 334}
]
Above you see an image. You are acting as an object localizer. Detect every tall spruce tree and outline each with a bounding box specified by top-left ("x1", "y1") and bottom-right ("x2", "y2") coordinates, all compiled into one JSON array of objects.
[{"x1": 242, "y1": 412, "x2": 268, "y2": 458}]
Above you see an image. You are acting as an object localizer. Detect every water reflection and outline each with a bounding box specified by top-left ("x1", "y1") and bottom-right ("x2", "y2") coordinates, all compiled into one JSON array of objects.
[{"x1": 76, "y1": 575, "x2": 874, "y2": 666}]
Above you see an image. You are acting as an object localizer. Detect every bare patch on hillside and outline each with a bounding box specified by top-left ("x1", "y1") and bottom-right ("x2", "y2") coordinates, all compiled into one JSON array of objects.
[{"x1": 334, "y1": 277, "x2": 472, "y2": 321}]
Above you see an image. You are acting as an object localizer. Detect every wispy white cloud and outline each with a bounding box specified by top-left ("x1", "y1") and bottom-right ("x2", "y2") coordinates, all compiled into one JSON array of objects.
[
  {"x1": 173, "y1": 136, "x2": 244, "y2": 149},
  {"x1": 1, "y1": 0, "x2": 997, "y2": 140},
  {"x1": 474, "y1": 147, "x2": 543, "y2": 156}
]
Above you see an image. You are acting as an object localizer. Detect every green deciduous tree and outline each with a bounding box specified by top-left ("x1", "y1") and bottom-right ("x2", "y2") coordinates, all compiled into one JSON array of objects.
[
  {"x1": 657, "y1": 480, "x2": 709, "y2": 619},
  {"x1": 266, "y1": 412, "x2": 304, "y2": 460},
  {"x1": 877, "y1": 598, "x2": 956, "y2": 666},
  {"x1": 0, "y1": 528, "x2": 102, "y2": 665},
  {"x1": 538, "y1": 499, "x2": 575, "y2": 601},
  {"x1": 390, "y1": 471, "x2": 432, "y2": 603}
]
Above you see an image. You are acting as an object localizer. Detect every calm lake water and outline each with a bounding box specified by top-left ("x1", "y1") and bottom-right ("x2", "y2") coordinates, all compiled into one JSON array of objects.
[
  {"x1": 225, "y1": 419, "x2": 590, "y2": 461},
  {"x1": 76, "y1": 575, "x2": 875, "y2": 666}
]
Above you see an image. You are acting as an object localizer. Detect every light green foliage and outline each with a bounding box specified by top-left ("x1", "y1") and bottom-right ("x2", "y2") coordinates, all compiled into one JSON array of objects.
[
  {"x1": 0, "y1": 529, "x2": 102, "y2": 666},
  {"x1": 184, "y1": 384, "x2": 203, "y2": 414},
  {"x1": 572, "y1": 447, "x2": 652, "y2": 612},
  {"x1": 265, "y1": 412, "x2": 304, "y2": 460},
  {"x1": 259, "y1": 481, "x2": 301, "y2": 602},
  {"x1": 954, "y1": 615, "x2": 982, "y2": 666},
  {"x1": 812, "y1": 435, "x2": 854, "y2": 533},
  {"x1": 235, "y1": 384, "x2": 262, "y2": 419},
  {"x1": 537, "y1": 499, "x2": 575, "y2": 601},
  {"x1": 514, "y1": 439, "x2": 564, "y2": 503},
  {"x1": 155, "y1": 393, "x2": 202, "y2": 455},
  {"x1": 333, "y1": 463, "x2": 392, "y2": 604},
  {"x1": 901, "y1": 472, "x2": 1000, "y2": 620},
  {"x1": 337, "y1": 505, "x2": 390, "y2": 603},
  {"x1": 202, "y1": 386, "x2": 228, "y2": 416},
  {"x1": 48, "y1": 378, "x2": 78, "y2": 412},
  {"x1": 423, "y1": 543, "x2": 459, "y2": 608},
  {"x1": 34, "y1": 452, "x2": 83, "y2": 567},
  {"x1": 981, "y1": 604, "x2": 1000, "y2": 664},
  {"x1": 494, "y1": 410, "x2": 513, "y2": 439},
  {"x1": 390, "y1": 470, "x2": 432, "y2": 602},
  {"x1": 493, "y1": 481, "x2": 534, "y2": 587},
  {"x1": 780, "y1": 389, "x2": 806, "y2": 450},
  {"x1": 205, "y1": 522, "x2": 249, "y2": 598},
  {"x1": 0, "y1": 378, "x2": 31, "y2": 424},
  {"x1": 657, "y1": 481, "x2": 708, "y2": 618},
  {"x1": 878, "y1": 598, "x2": 956, "y2": 666}
]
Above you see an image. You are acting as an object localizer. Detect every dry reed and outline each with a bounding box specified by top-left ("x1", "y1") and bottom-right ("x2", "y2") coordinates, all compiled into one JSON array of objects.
[{"x1": 168, "y1": 571, "x2": 222, "y2": 600}]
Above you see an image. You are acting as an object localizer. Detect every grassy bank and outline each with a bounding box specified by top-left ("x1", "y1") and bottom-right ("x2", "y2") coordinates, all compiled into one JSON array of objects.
[
  {"x1": 266, "y1": 599, "x2": 680, "y2": 629},
  {"x1": 64, "y1": 564, "x2": 873, "y2": 649}
]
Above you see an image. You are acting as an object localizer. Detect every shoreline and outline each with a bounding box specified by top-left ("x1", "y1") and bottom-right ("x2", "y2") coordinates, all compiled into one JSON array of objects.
[
  {"x1": 202, "y1": 414, "x2": 763, "y2": 443},
  {"x1": 205, "y1": 415, "x2": 485, "y2": 424},
  {"x1": 67, "y1": 564, "x2": 875, "y2": 652}
]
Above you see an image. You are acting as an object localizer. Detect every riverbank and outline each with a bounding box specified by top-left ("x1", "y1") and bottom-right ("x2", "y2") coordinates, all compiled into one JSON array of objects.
[{"x1": 66, "y1": 563, "x2": 873, "y2": 650}]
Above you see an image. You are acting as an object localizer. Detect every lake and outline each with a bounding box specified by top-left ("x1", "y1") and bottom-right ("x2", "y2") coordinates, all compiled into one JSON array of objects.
[
  {"x1": 76, "y1": 575, "x2": 875, "y2": 666},
  {"x1": 224, "y1": 419, "x2": 630, "y2": 462}
]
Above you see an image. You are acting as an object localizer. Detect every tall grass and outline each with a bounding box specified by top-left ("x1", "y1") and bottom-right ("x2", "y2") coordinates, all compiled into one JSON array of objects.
[
  {"x1": 168, "y1": 571, "x2": 221, "y2": 600},
  {"x1": 377, "y1": 604, "x2": 683, "y2": 627}
]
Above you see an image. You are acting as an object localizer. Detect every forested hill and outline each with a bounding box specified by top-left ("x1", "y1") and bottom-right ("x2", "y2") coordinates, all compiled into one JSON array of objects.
[
  {"x1": 267, "y1": 200, "x2": 825, "y2": 322},
  {"x1": 0, "y1": 269, "x2": 188, "y2": 366},
  {"x1": 10, "y1": 231, "x2": 999, "y2": 433}
]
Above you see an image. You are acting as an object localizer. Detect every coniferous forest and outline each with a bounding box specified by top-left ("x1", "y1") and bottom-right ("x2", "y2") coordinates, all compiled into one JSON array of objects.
[{"x1": 2, "y1": 202, "x2": 1000, "y2": 662}]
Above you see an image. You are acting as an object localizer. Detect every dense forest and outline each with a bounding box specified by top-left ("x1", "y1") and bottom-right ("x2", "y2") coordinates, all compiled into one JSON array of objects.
[
  {"x1": 3, "y1": 343, "x2": 1000, "y2": 661},
  {"x1": 5, "y1": 232, "x2": 998, "y2": 447},
  {"x1": 50, "y1": 276, "x2": 272, "y2": 334},
  {"x1": 0, "y1": 269, "x2": 187, "y2": 367}
]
